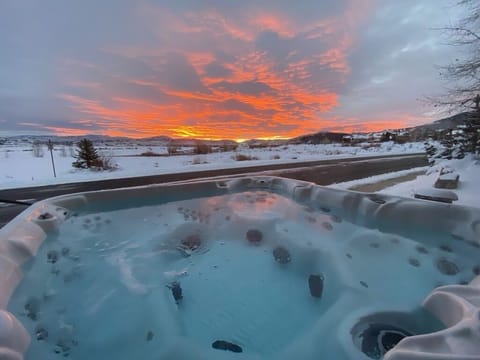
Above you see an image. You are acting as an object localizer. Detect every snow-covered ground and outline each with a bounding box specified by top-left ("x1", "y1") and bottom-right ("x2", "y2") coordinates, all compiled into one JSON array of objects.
[
  {"x1": 1, "y1": 139, "x2": 477, "y2": 210},
  {"x1": 331, "y1": 155, "x2": 480, "y2": 209},
  {"x1": 0, "y1": 141, "x2": 424, "y2": 190}
]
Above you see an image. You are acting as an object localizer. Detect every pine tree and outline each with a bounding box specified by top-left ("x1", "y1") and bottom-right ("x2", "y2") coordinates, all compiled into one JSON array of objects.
[
  {"x1": 424, "y1": 139, "x2": 438, "y2": 165},
  {"x1": 72, "y1": 139, "x2": 100, "y2": 169},
  {"x1": 464, "y1": 101, "x2": 480, "y2": 155},
  {"x1": 439, "y1": 130, "x2": 454, "y2": 160}
]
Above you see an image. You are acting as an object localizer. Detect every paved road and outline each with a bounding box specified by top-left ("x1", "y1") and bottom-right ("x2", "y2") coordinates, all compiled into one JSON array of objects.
[{"x1": 0, "y1": 153, "x2": 427, "y2": 228}]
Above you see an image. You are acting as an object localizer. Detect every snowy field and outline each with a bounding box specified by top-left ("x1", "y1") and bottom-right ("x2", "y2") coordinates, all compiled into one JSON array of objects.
[{"x1": 0, "y1": 141, "x2": 424, "y2": 190}]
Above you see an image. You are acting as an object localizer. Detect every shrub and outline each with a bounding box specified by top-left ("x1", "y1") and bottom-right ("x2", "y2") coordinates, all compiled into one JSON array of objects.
[
  {"x1": 140, "y1": 151, "x2": 161, "y2": 156},
  {"x1": 194, "y1": 141, "x2": 211, "y2": 154},
  {"x1": 95, "y1": 154, "x2": 117, "y2": 171},
  {"x1": 167, "y1": 144, "x2": 179, "y2": 155},
  {"x1": 32, "y1": 141, "x2": 44, "y2": 158},
  {"x1": 220, "y1": 142, "x2": 238, "y2": 152},
  {"x1": 233, "y1": 153, "x2": 259, "y2": 161}
]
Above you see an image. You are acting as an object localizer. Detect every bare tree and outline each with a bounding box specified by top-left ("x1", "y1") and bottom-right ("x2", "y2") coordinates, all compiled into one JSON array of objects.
[
  {"x1": 433, "y1": 0, "x2": 480, "y2": 111},
  {"x1": 32, "y1": 141, "x2": 44, "y2": 158}
]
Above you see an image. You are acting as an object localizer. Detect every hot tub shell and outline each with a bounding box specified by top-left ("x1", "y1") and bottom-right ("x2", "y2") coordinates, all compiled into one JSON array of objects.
[{"x1": 1, "y1": 176, "x2": 479, "y2": 360}]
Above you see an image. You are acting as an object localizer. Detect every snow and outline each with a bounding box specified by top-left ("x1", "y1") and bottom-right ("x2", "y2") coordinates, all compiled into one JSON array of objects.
[
  {"x1": 380, "y1": 157, "x2": 480, "y2": 208},
  {"x1": 0, "y1": 141, "x2": 425, "y2": 190},
  {"x1": 329, "y1": 167, "x2": 429, "y2": 191},
  {"x1": 438, "y1": 172, "x2": 459, "y2": 181},
  {"x1": 332, "y1": 156, "x2": 480, "y2": 209}
]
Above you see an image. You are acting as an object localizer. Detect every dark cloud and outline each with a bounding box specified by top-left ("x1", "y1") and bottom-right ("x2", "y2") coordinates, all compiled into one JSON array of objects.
[
  {"x1": 204, "y1": 61, "x2": 232, "y2": 79},
  {"x1": 159, "y1": 0, "x2": 350, "y2": 24},
  {"x1": 255, "y1": 31, "x2": 293, "y2": 60},
  {"x1": 159, "y1": 53, "x2": 211, "y2": 94},
  {"x1": 212, "y1": 80, "x2": 275, "y2": 95}
]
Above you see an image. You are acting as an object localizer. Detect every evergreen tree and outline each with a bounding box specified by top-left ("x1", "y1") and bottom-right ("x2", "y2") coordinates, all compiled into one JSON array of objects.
[
  {"x1": 424, "y1": 139, "x2": 438, "y2": 165},
  {"x1": 463, "y1": 101, "x2": 480, "y2": 155},
  {"x1": 380, "y1": 131, "x2": 396, "y2": 142},
  {"x1": 72, "y1": 139, "x2": 100, "y2": 168},
  {"x1": 439, "y1": 130, "x2": 454, "y2": 160}
]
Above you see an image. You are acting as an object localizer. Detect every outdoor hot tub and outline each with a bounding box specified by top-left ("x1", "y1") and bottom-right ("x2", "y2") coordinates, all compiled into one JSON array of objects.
[{"x1": 1, "y1": 176, "x2": 480, "y2": 360}]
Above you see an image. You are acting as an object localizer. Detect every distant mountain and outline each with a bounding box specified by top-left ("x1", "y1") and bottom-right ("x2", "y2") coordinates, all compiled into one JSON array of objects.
[
  {"x1": 139, "y1": 135, "x2": 172, "y2": 142},
  {"x1": 406, "y1": 112, "x2": 470, "y2": 140},
  {"x1": 292, "y1": 113, "x2": 473, "y2": 144},
  {"x1": 167, "y1": 138, "x2": 237, "y2": 146},
  {"x1": 289, "y1": 131, "x2": 350, "y2": 145}
]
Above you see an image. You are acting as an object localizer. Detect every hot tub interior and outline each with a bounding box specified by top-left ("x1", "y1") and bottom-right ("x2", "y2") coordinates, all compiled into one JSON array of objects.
[{"x1": 2, "y1": 177, "x2": 480, "y2": 360}]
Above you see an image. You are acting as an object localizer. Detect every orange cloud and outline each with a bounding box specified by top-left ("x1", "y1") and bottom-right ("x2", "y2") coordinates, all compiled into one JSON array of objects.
[{"x1": 53, "y1": 0, "x2": 417, "y2": 140}]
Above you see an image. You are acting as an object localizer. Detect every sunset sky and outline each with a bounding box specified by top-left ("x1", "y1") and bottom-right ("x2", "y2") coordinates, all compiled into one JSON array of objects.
[{"x1": 0, "y1": 0, "x2": 462, "y2": 140}]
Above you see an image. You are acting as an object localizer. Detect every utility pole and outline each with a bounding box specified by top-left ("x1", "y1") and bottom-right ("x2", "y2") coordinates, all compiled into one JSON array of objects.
[{"x1": 47, "y1": 139, "x2": 56, "y2": 178}]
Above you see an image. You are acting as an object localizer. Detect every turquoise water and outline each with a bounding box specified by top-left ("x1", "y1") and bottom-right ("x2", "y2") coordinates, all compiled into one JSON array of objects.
[{"x1": 8, "y1": 191, "x2": 479, "y2": 359}]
